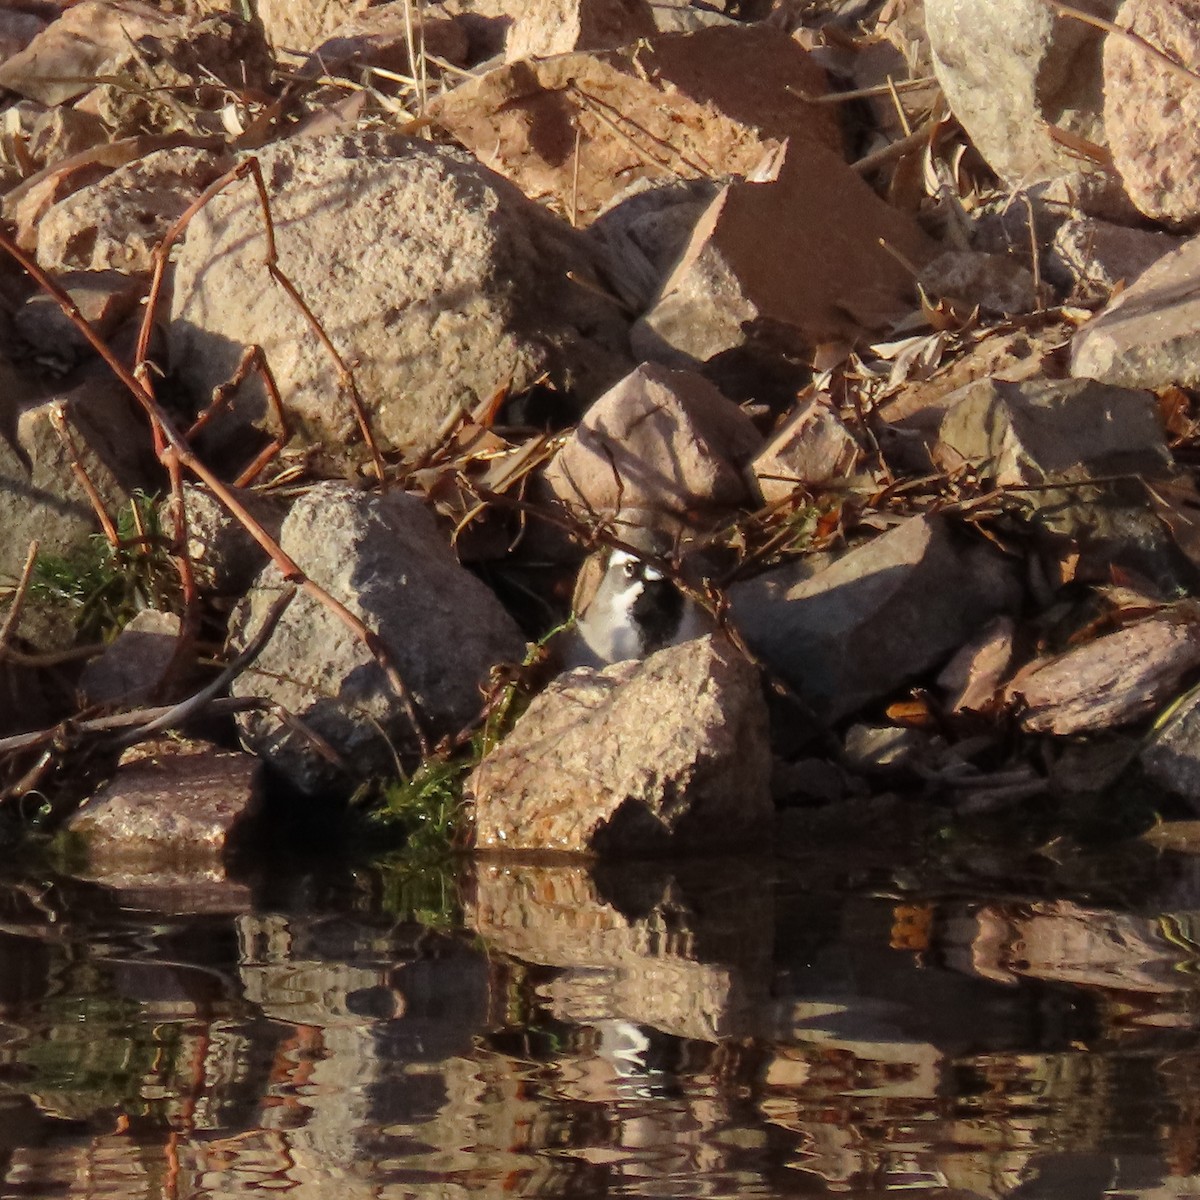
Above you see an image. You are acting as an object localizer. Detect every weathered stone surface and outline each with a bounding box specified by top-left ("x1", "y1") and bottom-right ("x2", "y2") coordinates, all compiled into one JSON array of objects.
[
  {"x1": 468, "y1": 634, "x2": 771, "y2": 856},
  {"x1": 168, "y1": 133, "x2": 633, "y2": 467},
  {"x1": 590, "y1": 178, "x2": 722, "y2": 310},
  {"x1": 1005, "y1": 612, "x2": 1200, "y2": 735},
  {"x1": 36, "y1": 146, "x2": 234, "y2": 273},
  {"x1": 633, "y1": 138, "x2": 935, "y2": 366},
  {"x1": 935, "y1": 377, "x2": 1171, "y2": 487},
  {"x1": 426, "y1": 26, "x2": 838, "y2": 227},
  {"x1": 542, "y1": 363, "x2": 761, "y2": 520},
  {"x1": 165, "y1": 483, "x2": 285, "y2": 596},
  {"x1": 1071, "y1": 235, "x2": 1200, "y2": 389},
  {"x1": 1141, "y1": 690, "x2": 1200, "y2": 810},
  {"x1": 917, "y1": 249, "x2": 1037, "y2": 317},
  {"x1": 229, "y1": 483, "x2": 527, "y2": 795},
  {"x1": 0, "y1": 372, "x2": 153, "y2": 588},
  {"x1": 1104, "y1": 0, "x2": 1200, "y2": 226},
  {"x1": 66, "y1": 737, "x2": 264, "y2": 870},
  {"x1": 505, "y1": 0, "x2": 655, "y2": 61},
  {"x1": 26, "y1": 107, "x2": 107, "y2": 172},
  {"x1": 14, "y1": 269, "x2": 144, "y2": 368},
  {"x1": 752, "y1": 396, "x2": 859, "y2": 504},
  {"x1": 0, "y1": 0, "x2": 177, "y2": 105},
  {"x1": 730, "y1": 515, "x2": 1019, "y2": 720},
  {"x1": 1047, "y1": 217, "x2": 1183, "y2": 304},
  {"x1": 466, "y1": 858, "x2": 772, "y2": 1040},
  {"x1": 937, "y1": 616, "x2": 1016, "y2": 717},
  {"x1": 78, "y1": 610, "x2": 182, "y2": 708},
  {"x1": 925, "y1": 0, "x2": 1123, "y2": 207}
]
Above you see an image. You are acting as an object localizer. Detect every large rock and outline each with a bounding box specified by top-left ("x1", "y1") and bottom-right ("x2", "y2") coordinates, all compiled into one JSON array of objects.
[
  {"x1": 468, "y1": 635, "x2": 771, "y2": 855},
  {"x1": 730, "y1": 515, "x2": 1019, "y2": 720},
  {"x1": 925, "y1": 0, "x2": 1124, "y2": 210},
  {"x1": 542, "y1": 362, "x2": 762, "y2": 521},
  {"x1": 1071, "y1": 235, "x2": 1200, "y2": 389},
  {"x1": 935, "y1": 376, "x2": 1171, "y2": 486},
  {"x1": 426, "y1": 25, "x2": 839, "y2": 227},
  {"x1": 1104, "y1": 0, "x2": 1200, "y2": 226},
  {"x1": 632, "y1": 138, "x2": 936, "y2": 367},
  {"x1": 167, "y1": 133, "x2": 633, "y2": 468},
  {"x1": 228, "y1": 483, "x2": 527, "y2": 795},
  {"x1": 1047, "y1": 217, "x2": 1183, "y2": 304}
]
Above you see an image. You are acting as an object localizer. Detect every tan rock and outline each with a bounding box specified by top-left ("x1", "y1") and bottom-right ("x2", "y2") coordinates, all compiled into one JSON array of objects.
[
  {"x1": 752, "y1": 396, "x2": 859, "y2": 503},
  {"x1": 0, "y1": 0, "x2": 177, "y2": 105},
  {"x1": 256, "y1": 0, "x2": 367, "y2": 53},
  {"x1": 15, "y1": 269, "x2": 145, "y2": 369},
  {"x1": 1005, "y1": 612, "x2": 1200, "y2": 735},
  {"x1": 468, "y1": 634, "x2": 771, "y2": 856},
  {"x1": 426, "y1": 24, "x2": 838, "y2": 226},
  {"x1": 310, "y1": 2, "x2": 470, "y2": 76},
  {"x1": 542, "y1": 362, "x2": 761, "y2": 520},
  {"x1": 168, "y1": 132, "x2": 633, "y2": 466},
  {"x1": 1105, "y1": 0, "x2": 1200, "y2": 227},
  {"x1": 633, "y1": 137, "x2": 936, "y2": 365},
  {"x1": 505, "y1": 0, "x2": 655, "y2": 61},
  {"x1": 36, "y1": 145, "x2": 235, "y2": 273}
]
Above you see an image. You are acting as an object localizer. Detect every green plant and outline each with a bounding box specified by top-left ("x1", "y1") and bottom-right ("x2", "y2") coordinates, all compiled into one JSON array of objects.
[{"x1": 30, "y1": 492, "x2": 180, "y2": 641}]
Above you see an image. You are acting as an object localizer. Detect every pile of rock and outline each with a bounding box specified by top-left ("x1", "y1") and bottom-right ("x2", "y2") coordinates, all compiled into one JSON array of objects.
[{"x1": 0, "y1": 0, "x2": 1199, "y2": 876}]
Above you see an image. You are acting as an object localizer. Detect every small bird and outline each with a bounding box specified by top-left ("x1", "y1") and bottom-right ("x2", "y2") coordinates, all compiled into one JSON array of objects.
[{"x1": 562, "y1": 544, "x2": 713, "y2": 670}]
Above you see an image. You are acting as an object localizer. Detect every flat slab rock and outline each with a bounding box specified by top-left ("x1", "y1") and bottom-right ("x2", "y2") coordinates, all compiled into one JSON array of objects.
[
  {"x1": 468, "y1": 634, "x2": 771, "y2": 856},
  {"x1": 66, "y1": 738, "x2": 263, "y2": 872}
]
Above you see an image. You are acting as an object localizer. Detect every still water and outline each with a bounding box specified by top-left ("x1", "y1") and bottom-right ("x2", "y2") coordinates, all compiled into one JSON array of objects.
[{"x1": 3, "y1": 814, "x2": 1200, "y2": 1200}]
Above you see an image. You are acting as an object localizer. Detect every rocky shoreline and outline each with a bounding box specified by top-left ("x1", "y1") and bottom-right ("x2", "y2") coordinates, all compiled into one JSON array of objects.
[{"x1": 1, "y1": 0, "x2": 1200, "y2": 880}]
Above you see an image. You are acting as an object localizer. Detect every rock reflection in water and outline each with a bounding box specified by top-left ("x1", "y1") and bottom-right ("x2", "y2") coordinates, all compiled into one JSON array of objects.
[{"x1": 0, "y1": 848, "x2": 1199, "y2": 1196}]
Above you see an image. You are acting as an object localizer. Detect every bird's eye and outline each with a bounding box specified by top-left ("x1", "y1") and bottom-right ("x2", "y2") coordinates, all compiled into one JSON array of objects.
[{"x1": 621, "y1": 560, "x2": 639, "y2": 580}]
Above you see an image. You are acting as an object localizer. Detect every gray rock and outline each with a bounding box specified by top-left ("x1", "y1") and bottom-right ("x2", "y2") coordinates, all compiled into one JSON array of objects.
[
  {"x1": 78, "y1": 609, "x2": 181, "y2": 708},
  {"x1": 14, "y1": 269, "x2": 144, "y2": 370},
  {"x1": 1047, "y1": 217, "x2": 1184, "y2": 304},
  {"x1": 1141, "y1": 687, "x2": 1200, "y2": 810},
  {"x1": 730, "y1": 514, "x2": 1019, "y2": 720},
  {"x1": 925, "y1": 0, "x2": 1125, "y2": 209},
  {"x1": 0, "y1": 371, "x2": 153, "y2": 592},
  {"x1": 936, "y1": 376, "x2": 1171, "y2": 486},
  {"x1": 229, "y1": 482, "x2": 527, "y2": 795},
  {"x1": 542, "y1": 362, "x2": 762, "y2": 521},
  {"x1": 917, "y1": 249, "x2": 1038, "y2": 316},
  {"x1": 168, "y1": 132, "x2": 633, "y2": 468},
  {"x1": 1071, "y1": 234, "x2": 1200, "y2": 389},
  {"x1": 468, "y1": 634, "x2": 771, "y2": 855},
  {"x1": 751, "y1": 395, "x2": 859, "y2": 504}
]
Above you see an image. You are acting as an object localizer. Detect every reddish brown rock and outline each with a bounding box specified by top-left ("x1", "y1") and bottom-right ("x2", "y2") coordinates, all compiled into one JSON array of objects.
[
  {"x1": 505, "y1": 0, "x2": 655, "y2": 61},
  {"x1": 1005, "y1": 612, "x2": 1200, "y2": 735},
  {"x1": 66, "y1": 738, "x2": 264, "y2": 871},
  {"x1": 634, "y1": 138, "x2": 936, "y2": 365},
  {"x1": 426, "y1": 24, "x2": 838, "y2": 226},
  {"x1": 543, "y1": 363, "x2": 761, "y2": 521},
  {"x1": 468, "y1": 635, "x2": 771, "y2": 856},
  {"x1": 1105, "y1": 0, "x2": 1200, "y2": 226}
]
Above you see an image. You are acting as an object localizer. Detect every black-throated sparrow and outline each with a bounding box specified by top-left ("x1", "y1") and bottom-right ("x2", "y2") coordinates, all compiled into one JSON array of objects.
[{"x1": 562, "y1": 545, "x2": 713, "y2": 669}]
